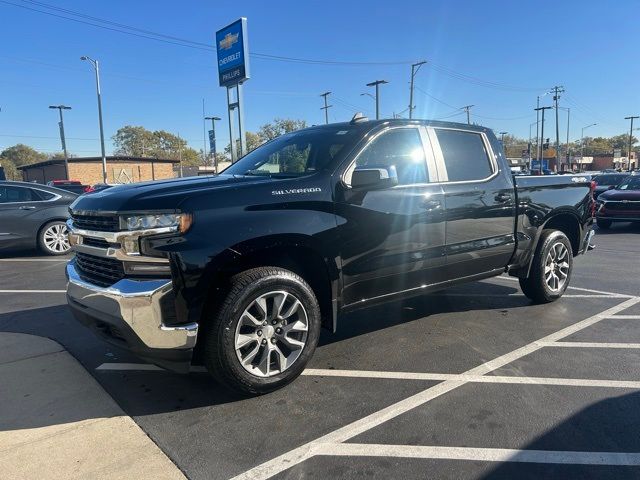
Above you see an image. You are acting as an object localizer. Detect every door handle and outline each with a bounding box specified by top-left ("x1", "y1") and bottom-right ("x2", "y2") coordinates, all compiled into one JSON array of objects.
[
  {"x1": 494, "y1": 193, "x2": 512, "y2": 203},
  {"x1": 19, "y1": 205, "x2": 36, "y2": 210},
  {"x1": 422, "y1": 199, "x2": 442, "y2": 211}
]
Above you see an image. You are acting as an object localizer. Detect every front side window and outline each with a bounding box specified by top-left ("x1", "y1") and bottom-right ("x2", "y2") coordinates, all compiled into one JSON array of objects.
[
  {"x1": 353, "y1": 128, "x2": 428, "y2": 185},
  {"x1": 0, "y1": 186, "x2": 39, "y2": 203},
  {"x1": 435, "y1": 129, "x2": 493, "y2": 182}
]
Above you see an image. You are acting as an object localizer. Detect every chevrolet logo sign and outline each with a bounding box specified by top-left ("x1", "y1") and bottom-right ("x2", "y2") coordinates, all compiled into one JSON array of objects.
[{"x1": 219, "y1": 32, "x2": 239, "y2": 51}]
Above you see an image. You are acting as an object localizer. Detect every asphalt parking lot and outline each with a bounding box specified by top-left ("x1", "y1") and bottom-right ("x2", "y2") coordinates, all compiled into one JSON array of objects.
[{"x1": 1, "y1": 222, "x2": 640, "y2": 480}]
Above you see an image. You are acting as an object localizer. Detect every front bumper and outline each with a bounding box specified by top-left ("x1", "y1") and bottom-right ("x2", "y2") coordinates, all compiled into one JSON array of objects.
[{"x1": 66, "y1": 259, "x2": 198, "y2": 372}]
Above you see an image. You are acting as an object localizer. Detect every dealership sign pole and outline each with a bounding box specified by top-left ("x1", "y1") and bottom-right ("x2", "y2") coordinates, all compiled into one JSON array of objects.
[{"x1": 216, "y1": 18, "x2": 250, "y2": 163}]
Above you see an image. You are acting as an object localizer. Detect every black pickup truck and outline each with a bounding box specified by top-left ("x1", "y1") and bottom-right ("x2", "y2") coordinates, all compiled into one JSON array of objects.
[{"x1": 66, "y1": 118, "x2": 595, "y2": 394}]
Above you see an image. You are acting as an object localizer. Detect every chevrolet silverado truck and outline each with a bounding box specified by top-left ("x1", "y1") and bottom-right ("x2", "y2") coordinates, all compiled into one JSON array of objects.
[{"x1": 66, "y1": 118, "x2": 595, "y2": 394}]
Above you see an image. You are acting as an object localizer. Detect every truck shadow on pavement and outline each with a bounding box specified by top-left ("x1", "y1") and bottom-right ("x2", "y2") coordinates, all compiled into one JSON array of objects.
[{"x1": 0, "y1": 280, "x2": 543, "y2": 425}]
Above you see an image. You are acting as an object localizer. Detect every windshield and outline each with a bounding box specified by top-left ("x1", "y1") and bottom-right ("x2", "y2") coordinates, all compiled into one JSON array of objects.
[
  {"x1": 617, "y1": 175, "x2": 640, "y2": 190},
  {"x1": 223, "y1": 126, "x2": 361, "y2": 178}
]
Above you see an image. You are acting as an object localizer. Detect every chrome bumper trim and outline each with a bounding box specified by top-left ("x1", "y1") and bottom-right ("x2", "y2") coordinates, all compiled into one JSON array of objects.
[{"x1": 66, "y1": 260, "x2": 197, "y2": 350}]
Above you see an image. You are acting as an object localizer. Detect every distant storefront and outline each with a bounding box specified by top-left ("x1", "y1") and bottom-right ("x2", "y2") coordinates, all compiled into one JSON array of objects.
[{"x1": 17, "y1": 156, "x2": 179, "y2": 185}]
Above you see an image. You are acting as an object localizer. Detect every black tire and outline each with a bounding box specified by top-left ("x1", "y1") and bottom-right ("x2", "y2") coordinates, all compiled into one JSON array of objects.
[
  {"x1": 519, "y1": 229, "x2": 573, "y2": 304},
  {"x1": 203, "y1": 267, "x2": 321, "y2": 395},
  {"x1": 596, "y1": 219, "x2": 612, "y2": 229},
  {"x1": 38, "y1": 220, "x2": 71, "y2": 256}
]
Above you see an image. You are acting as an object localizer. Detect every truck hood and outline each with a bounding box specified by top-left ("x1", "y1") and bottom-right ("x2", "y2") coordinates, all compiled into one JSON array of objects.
[
  {"x1": 598, "y1": 189, "x2": 640, "y2": 201},
  {"x1": 70, "y1": 174, "x2": 272, "y2": 213}
]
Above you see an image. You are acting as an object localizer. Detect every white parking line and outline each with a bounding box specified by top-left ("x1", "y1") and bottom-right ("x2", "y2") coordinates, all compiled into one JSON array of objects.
[
  {"x1": 0, "y1": 258, "x2": 69, "y2": 262},
  {"x1": 0, "y1": 290, "x2": 66, "y2": 293},
  {"x1": 231, "y1": 296, "x2": 640, "y2": 480},
  {"x1": 314, "y1": 443, "x2": 640, "y2": 466},
  {"x1": 542, "y1": 341, "x2": 640, "y2": 349},
  {"x1": 610, "y1": 315, "x2": 640, "y2": 320},
  {"x1": 303, "y1": 369, "x2": 640, "y2": 389},
  {"x1": 491, "y1": 275, "x2": 633, "y2": 298}
]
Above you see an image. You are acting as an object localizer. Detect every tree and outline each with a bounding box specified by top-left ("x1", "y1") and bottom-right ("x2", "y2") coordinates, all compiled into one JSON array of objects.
[
  {"x1": 112, "y1": 125, "x2": 201, "y2": 165},
  {"x1": 0, "y1": 144, "x2": 47, "y2": 167},
  {"x1": 257, "y1": 118, "x2": 307, "y2": 142},
  {"x1": 0, "y1": 144, "x2": 48, "y2": 180}
]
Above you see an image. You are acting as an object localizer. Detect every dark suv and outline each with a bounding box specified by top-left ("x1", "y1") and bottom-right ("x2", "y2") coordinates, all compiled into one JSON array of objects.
[{"x1": 596, "y1": 173, "x2": 640, "y2": 228}]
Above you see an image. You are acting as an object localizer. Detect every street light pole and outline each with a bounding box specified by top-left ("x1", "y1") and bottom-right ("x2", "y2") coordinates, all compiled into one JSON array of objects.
[
  {"x1": 366, "y1": 80, "x2": 388, "y2": 120},
  {"x1": 80, "y1": 56, "x2": 107, "y2": 183},
  {"x1": 625, "y1": 116, "x2": 639, "y2": 171},
  {"x1": 580, "y1": 123, "x2": 597, "y2": 169},
  {"x1": 204, "y1": 116, "x2": 221, "y2": 172},
  {"x1": 408, "y1": 60, "x2": 426, "y2": 120},
  {"x1": 48, "y1": 105, "x2": 71, "y2": 179}
]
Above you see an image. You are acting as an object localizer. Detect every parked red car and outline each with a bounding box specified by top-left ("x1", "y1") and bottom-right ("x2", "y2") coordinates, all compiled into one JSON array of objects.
[{"x1": 595, "y1": 173, "x2": 640, "y2": 228}]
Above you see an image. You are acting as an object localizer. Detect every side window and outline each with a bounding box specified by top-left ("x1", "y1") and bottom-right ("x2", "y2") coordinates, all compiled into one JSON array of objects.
[
  {"x1": 0, "y1": 186, "x2": 39, "y2": 203},
  {"x1": 35, "y1": 190, "x2": 56, "y2": 200},
  {"x1": 354, "y1": 128, "x2": 428, "y2": 185},
  {"x1": 435, "y1": 129, "x2": 493, "y2": 182}
]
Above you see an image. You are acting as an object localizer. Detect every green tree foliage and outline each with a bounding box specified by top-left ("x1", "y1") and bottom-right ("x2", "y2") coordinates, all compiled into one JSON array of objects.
[
  {"x1": 0, "y1": 144, "x2": 48, "y2": 180},
  {"x1": 224, "y1": 118, "x2": 307, "y2": 159},
  {"x1": 112, "y1": 125, "x2": 201, "y2": 166},
  {"x1": 257, "y1": 118, "x2": 307, "y2": 142}
]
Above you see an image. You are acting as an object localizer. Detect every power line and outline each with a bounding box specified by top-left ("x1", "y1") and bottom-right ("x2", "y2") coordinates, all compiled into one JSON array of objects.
[{"x1": 1, "y1": 0, "x2": 549, "y2": 91}]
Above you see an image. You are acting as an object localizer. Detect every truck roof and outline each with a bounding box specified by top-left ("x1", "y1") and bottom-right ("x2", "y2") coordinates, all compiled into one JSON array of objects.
[{"x1": 303, "y1": 118, "x2": 493, "y2": 135}]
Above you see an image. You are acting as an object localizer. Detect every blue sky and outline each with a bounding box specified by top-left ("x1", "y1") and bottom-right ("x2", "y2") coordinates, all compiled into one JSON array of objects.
[{"x1": 1, "y1": 0, "x2": 638, "y2": 157}]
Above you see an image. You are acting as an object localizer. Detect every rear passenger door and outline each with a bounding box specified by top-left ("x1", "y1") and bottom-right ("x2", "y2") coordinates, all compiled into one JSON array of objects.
[{"x1": 428, "y1": 127, "x2": 516, "y2": 279}]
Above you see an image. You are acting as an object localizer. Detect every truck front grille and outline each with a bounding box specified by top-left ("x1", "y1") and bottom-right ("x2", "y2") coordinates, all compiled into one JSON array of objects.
[
  {"x1": 603, "y1": 201, "x2": 640, "y2": 212},
  {"x1": 71, "y1": 213, "x2": 120, "y2": 232},
  {"x1": 75, "y1": 252, "x2": 125, "y2": 287}
]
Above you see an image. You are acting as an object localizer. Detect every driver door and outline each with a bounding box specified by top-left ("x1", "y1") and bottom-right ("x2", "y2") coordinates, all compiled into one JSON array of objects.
[{"x1": 336, "y1": 126, "x2": 447, "y2": 307}]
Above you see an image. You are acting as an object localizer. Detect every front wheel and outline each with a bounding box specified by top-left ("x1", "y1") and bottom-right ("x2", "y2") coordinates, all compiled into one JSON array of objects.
[
  {"x1": 519, "y1": 229, "x2": 573, "y2": 304},
  {"x1": 38, "y1": 221, "x2": 71, "y2": 255},
  {"x1": 203, "y1": 267, "x2": 321, "y2": 395}
]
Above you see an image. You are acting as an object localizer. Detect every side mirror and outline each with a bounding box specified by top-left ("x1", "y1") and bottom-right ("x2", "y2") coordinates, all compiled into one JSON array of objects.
[{"x1": 350, "y1": 166, "x2": 398, "y2": 190}]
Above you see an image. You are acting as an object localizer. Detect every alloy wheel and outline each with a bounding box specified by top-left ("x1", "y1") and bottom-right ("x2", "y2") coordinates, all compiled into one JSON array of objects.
[
  {"x1": 234, "y1": 290, "x2": 309, "y2": 377},
  {"x1": 43, "y1": 223, "x2": 70, "y2": 254},
  {"x1": 544, "y1": 242, "x2": 569, "y2": 292}
]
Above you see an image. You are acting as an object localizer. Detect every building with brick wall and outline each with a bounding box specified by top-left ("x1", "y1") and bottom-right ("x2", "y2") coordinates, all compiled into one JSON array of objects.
[{"x1": 17, "y1": 156, "x2": 179, "y2": 185}]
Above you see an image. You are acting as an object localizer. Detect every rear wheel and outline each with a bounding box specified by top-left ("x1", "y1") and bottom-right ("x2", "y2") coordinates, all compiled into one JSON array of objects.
[
  {"x1": 596, "y1": 219, "x2": 612, "y2": 229},
  {"x1": 38, "y1": 221, "x2": 71, "y2": 255},
  {"x1": 203, "y1": 267, "x2": 321, "y2": 395},
  {"x1": 519, "y1": 229, "x2": 573, "y2": 304}
]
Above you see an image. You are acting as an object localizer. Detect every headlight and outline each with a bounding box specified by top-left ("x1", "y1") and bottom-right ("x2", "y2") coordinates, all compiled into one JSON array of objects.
[{"x1": 121, "y1": 213, "x2": 193, "y2": 233}]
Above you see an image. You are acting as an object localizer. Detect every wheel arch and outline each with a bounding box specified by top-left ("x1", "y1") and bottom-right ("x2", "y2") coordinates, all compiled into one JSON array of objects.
[{"x1": 198, "y1": 235, "x2": 339, "y2": 334}]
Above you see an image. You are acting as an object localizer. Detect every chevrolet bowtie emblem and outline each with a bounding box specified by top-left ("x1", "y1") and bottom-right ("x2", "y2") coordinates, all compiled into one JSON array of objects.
[{"x1": 219, "y1": 32, "x2": 239, "y2": 50}]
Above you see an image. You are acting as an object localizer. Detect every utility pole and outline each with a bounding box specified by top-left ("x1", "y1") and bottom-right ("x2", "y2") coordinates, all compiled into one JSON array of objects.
[
  {"x1": 366, "y1": 80, "x2": 388, "y2": 120},
  {"x1": 625, "y1": 116, "x2": 639, "y2": 171},
  {"x1": 48, "y1": 105, "x2": 71, "y2": 180},
  {"x1": 551, "y1": 85, "x2": 565, "y2": 169},
  {"x1": 202, "y1": 99, "x2": 207, "y2": 164},
  {"x1": 565, "y1": 107, "x2": 570, "y2": 168},
  {"x1": 461, "y1": 105, "x2": 474, "y2": 124},
  {"x1": 408, "y1": 60, "x2": 427, "y2": 119},
  {"x1": 80, "y1": 56, "x2": 107, "y2": 183},
  {"x1": 535, "y1": 106, "x2": 553, "y2": 174},
  {"x1": 320, "y1": 92, "x2": 332, "y2": 125},
  {"x1": 204, "y1": 116, "x2": 221, "y2": 172}
]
